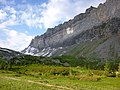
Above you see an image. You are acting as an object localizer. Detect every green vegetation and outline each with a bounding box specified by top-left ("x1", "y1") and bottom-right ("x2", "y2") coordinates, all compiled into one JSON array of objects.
[
  {"x1": 0, "y1": 58, "x2": 8, "y2": 70},
  {"x1": 0, "y1": 64, "x2": 120, "y2": 90},
  {"x1": 0, "y1": 77, "x2": 53, "y2": 90},
  {"x1": 104, "y1": 60, "x2": 110, "y2": 76},
  {"x1": 118, "y1": 63, "x2": 120, "y2": 73},
  {"x1": 116, "y1": 63, "x2": 120, "y2": 77},
  {"x1": 0, "y1": 54, "x2": 120, "y2": 90},
  {"x1": 1, "y1": 54, "x2": 120, "y2": 72}
]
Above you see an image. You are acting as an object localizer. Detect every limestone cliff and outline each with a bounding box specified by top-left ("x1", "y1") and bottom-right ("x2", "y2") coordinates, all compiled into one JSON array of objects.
[{"x1": 22, "y1": 0, "x2": 120, "y2": 59}]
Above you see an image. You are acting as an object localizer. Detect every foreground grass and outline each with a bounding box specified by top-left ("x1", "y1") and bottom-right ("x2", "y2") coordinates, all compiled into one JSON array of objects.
[
  {"x1": 0, "y1": 77, "x2": 54, "y2": 90},
  {"x1": 0, "y1": 64, "x2": 120, "y2": 90}
]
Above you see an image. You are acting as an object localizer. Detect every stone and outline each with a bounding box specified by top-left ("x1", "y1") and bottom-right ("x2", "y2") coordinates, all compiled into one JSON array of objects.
[{"x1": 22, "y1": 0, "x2": 120, "y2": 59}]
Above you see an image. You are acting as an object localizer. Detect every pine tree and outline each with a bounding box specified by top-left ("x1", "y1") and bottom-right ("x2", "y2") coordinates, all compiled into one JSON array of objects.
[{"x1": 104, "y1": 60, "x2": 110, "y2": 76}]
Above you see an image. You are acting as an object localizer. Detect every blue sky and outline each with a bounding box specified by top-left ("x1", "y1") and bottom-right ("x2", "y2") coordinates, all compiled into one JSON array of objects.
[{"x1": 0, "y1": 0, "x2": 106, "y2": 51}]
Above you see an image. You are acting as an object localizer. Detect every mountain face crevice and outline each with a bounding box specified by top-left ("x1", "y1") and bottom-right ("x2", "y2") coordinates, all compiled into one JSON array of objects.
[{"x1": 23, "y1": 0, "x2": 120, "y2": 59}]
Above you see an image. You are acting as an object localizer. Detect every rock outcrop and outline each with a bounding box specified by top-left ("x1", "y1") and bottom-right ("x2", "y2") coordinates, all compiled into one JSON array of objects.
[
  {"x1": 0, "y1": 47, "x2": 22, "y2": 60},
  {"x1": 23, "y1": 0, "x2": 120, "y2": 59}
]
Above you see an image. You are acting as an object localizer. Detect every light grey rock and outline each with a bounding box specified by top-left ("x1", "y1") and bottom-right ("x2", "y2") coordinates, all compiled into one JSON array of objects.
[{"x1": 23, "y1": 0, "x2": 120, "y2": 59}]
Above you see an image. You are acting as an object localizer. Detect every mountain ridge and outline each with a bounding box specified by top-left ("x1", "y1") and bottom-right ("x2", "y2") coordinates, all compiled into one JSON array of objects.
[
  {"x1": 0, "y1": 47, "x2": 22, "y2": 60},
  {"x1": 22, "y1": 0, "x2": 120, "y2": 59}
]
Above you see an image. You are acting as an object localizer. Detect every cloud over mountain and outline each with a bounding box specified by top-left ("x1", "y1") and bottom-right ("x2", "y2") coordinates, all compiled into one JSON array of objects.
[
  {"x1": 0, "y1": 0, "x2": 105, "y2": 51},
  {"x1": 0, "y1": 29, "x2": 33, "y2": 51}
]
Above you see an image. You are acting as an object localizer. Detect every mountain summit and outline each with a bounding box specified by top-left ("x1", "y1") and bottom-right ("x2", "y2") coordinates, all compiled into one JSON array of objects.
[{"x1": 23, "y1": 0, "x2": 120, "y2": 60}]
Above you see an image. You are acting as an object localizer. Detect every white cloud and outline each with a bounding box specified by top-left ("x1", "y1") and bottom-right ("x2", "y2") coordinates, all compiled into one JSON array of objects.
[
  {"x1": 4, "y1": 6, "x2": 16, "y2": 14},
  {"x1": 0, "y1": 0, "x2": 106, "y2": 30},
  {"x1": 0, "y1": 0, "x2": 106, "y2": 51},
  {"x1": 20, "y1": 5, "x2": 43, "y2": 28},
  {"x1": 0, "y1": 0, "x2": 106, "y2": 29},
  {"x1": 0, "y1": 29, "x2": 33, "y2": 51},
  {"x1": 0, "y1": 6, "x2": 17, "y2": 29},
  {"x1": 0, "y1": 19, "x2": 17, "y2": 29},
  {"x1": 0, "y1": 10, "x2": 7, "y2": 20},
  {"x1": 40, "y1": 0, "x2": 106, "y2": 29},
  {"x1": 13, "y1": 0, "x2": 106, "y2": 29}
]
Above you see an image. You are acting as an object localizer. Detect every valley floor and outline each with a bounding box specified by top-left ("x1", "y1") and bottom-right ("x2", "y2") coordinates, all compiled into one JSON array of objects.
[{"x1": 0, "y1": 65, "x2": 120, "y2": 90}]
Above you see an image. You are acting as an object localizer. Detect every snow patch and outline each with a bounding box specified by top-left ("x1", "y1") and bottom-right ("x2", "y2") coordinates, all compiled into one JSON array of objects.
[
  {"x1": 24, "y1": 46, "x2": 64, "y2": 57},
  {"x1": 24, "y1": 46, "x2": 39, "y2": 55},
  {"x1": 66, "y1": 27, "x2": 73, "y2": 34}
]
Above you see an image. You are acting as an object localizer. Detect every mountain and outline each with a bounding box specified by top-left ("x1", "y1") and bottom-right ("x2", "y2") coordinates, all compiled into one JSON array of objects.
[
  {"x1": 0, "y1": 47, "x2": 22, "y2": 60},
  {"x1": 22, "y1": 0, "x2": 120, "y2": 60}
]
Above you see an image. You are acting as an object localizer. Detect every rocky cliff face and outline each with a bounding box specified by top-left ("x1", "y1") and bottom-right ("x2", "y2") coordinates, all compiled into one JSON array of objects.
[{"x1": 23, "y1": 0, "x2": 120, "y2": 59}]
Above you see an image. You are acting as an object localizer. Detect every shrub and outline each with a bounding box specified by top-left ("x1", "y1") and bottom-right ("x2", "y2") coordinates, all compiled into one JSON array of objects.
[
  {"x1": 92, "y1": 70, "x2": 104, "y2": 76},
  {"x1": 71, "y1": 75, "x2": 101, "y2": 81},
  {"x1": 0, "y1": 58, "x2": 8, "y2": 70},
  {"x1": 104, "y1": 61, "x2": 110, "y2": 76}
]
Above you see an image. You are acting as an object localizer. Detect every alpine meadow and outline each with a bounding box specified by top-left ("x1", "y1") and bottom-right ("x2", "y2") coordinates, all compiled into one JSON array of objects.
[{"x1": 1, "y1": 0, "x2": 120, "y2": 90}]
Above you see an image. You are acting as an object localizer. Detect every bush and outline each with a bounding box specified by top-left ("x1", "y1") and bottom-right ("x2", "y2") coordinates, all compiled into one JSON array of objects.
[
  {"x1": 91, "y1": 70, "x2": 104, "y2": 76},
  {"x1": 70, "y1": 75, "x2": 101, "y2": 81},
  {"x1": 116, "y1": 72, "x2": 120, "y2": 77},
  {"x1": 107, "y1": 71, "x2": 116, "y2": 77},
  {"x1": 0, "y1": 58, "x2": 8, "y2": 70},
  {"x1": 104, "y1": 61, "x2": 110, "y2": 76}
]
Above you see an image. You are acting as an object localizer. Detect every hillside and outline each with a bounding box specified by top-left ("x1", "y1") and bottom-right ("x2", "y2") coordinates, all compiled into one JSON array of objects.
[
  {"x1": 22, "y1": 0, "x2": 120, "y2": 60},
  {"x1": 0, "y1": 47, "x2": 22, "y2": 60}
]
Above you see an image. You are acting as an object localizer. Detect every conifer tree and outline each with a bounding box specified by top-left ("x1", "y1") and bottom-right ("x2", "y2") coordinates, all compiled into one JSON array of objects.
[{"x1": 104, "y1": 60, "x2": 110, "y2": 76}]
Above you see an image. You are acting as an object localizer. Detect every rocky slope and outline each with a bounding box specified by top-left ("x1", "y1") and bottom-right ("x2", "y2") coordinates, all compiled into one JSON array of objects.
[
  {"x1": 0, "y1": 47, "x2": 22, "y2": 60},
  {"x1": 23, "y1": 0, "x2": 120, "y2": 60}
]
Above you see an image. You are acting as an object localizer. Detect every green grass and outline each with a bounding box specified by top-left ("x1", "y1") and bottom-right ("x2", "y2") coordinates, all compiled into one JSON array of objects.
[
  {"x1": 0, "y1": 64, "x2": 120, "y2": 90},
  {"x1": 0, "y1": 74, "x2": 120, "y2": 90},
  {"x1": 0, "y1": 77, "x2": 54, "y2": 90},
  {"x1": 48, "y1": 77, "x2": 120, "y2": 90}
]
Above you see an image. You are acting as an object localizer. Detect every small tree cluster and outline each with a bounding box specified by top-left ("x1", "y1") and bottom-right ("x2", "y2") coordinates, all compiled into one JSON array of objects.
[
  {"x1": 104, "y1": 61, "x2": 110, "y2": 76},
  {"x1": 0, "y1": 58, "x2": 8, "y2": 70}
]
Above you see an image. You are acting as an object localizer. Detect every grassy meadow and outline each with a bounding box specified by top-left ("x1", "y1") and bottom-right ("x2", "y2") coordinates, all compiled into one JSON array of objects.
[{"x1": 0, "y1": 64, "x2": 120, "y2": 90}]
